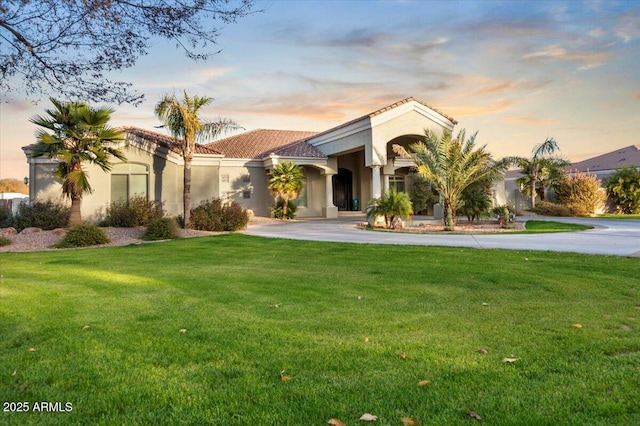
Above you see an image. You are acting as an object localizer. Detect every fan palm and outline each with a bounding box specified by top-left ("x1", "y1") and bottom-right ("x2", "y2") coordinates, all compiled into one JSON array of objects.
[
  {"x1": 155, "y1": 91, "x2": 241, "y2": 228},
  {"x1": 30, "y1": 98, "x2": 126, "y2": 226},
  {"x1": 394, "y1": 129, "x2": 509, "y2": 231},
  {"x1": 515, "y1": 138, "x2": 569, "y2": 209},
  {"x1": 268, "y1": 161, "x2": 304, "y2": 219}
]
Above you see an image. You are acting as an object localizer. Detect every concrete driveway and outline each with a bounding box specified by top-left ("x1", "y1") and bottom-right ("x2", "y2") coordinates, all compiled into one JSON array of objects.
[{"x1": 244, "y1": 216, "x2": 640, "y2": 257}]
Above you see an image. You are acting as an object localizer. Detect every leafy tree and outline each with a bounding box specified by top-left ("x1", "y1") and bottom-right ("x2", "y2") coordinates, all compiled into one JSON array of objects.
[
  {"x1": 30, "y1": 98, "x2": 125, "y2": 226},
  {"x1": 458, "y1": 177, "x2": 493, "y2": 222},
  {"x1": 394, "y1": 129, "x2": 509, "y2": 231},
  {"x1": 408, "y1": 173, "x2": 438, "y2": 214},
  {"x1": 366, "y1": 188, "x2": 413, "y2": 229},
  {"x1": 0, "y1": 179, "x2": 28, "y2": 194},
  {"x1": 155, "y1": 91, "x2": 241, "y2": 228},
  {"x1": 0, "y1": 0, "x2": 255, "y2": 104},
  {"x1": 268, "y1": 161, "x2": 305, "y2": 219},
  {"x1": 604, "y1": 166, "x2": 640, "y2": 214},
  {"x1": 514, "y1": 138, "x2": 569, "y2": 209},
  {"x1": 555, "y1": 171, "x2": 605, "y2": 216}
]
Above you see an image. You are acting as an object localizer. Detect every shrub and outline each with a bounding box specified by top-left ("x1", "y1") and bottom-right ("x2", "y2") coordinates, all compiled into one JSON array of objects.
[
  {"x1": 13, "y1": 201, "x2": 70, "y2": 232},
  {"x1": 190, "y1": 199, "x2": 249, "y2": 232},
  {"x1": 491, "y1": 204, "x2": 515, "y2": 216},
  {"x1": 555, "y1": 171, "x2": 605, "y2": 216},
  {"x1": 101, "y1": 196, "x2": 164, "y2": 227},
  {"x1": 408, "y1": 173, "x2": 438, "y2": 215},
  {"x1": 0, "y1": 208, "x2": 13, "y2": 228},
  {"x1": 366, "y1": 188, "x2": 413, "y2": 228},
  {"x1": 144, "y1": 217, "x2": 180, "y2": 241},
  {"x1": 532, "y1": 201, "x2": 573, "y2": 217},
  {"x1": 271, "y1": 200, "x2": 297, "y2": 219},
  {"x1": 604, "y1": 166, "x2": 640, "y2": 214},
  {"x1": 0, "y1": 235, "x2": 11, "y2": 247},
  {"x1": 55, "y1": 224, "x2": 110, "y2": 248}
]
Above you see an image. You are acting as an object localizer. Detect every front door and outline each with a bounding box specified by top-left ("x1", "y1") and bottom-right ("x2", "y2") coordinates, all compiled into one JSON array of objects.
[{"x1": 332, "y1": 168, "x2": 353, "y2": 211}]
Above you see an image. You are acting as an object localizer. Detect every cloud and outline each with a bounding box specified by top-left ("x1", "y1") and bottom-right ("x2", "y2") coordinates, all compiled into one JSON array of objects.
[
  {"x1": 588, "y1": 27, "x2": 605, "y2": 38},
  {"x1": 522, "y1": 45, "x2": 611, "y2": 70},
  {"x1": 503, "y1": 117, "x2": 561, "y2": 125},
  {"x1": 615, "y1": 10, "x2": 640, "y2": 42}
]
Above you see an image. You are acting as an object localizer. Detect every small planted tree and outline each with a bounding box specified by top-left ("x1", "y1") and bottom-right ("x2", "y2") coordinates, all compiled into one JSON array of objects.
[
  {"x1": 268, "y1": 161, "x2": 304, "y2": 219},
  {"x1": 514, "y1": 138, "x2": 569, "y2": 209},
  {"x1": 604, "y1": 166, "x2": 640, "y2": 214},
  {"x1": 366, "y1": 188, "x2": 413, "y2": 229}
]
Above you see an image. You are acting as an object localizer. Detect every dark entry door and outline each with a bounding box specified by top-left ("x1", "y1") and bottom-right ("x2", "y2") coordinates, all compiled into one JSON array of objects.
[{"x1": 332, "y1": 168, "x2": 353, "y2": 211}]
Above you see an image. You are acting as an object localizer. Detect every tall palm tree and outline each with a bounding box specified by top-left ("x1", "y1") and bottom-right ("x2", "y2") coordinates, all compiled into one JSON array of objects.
[
  {"x1": 155, "y1": 91, "x2": 241, "y2": 228},
  {"x1": 394, "y1": 129, "x2": 509, "y2": 231},
  {"x1": 515, "y1": 138, "x2": 569, "y2": 209},
  {"x1": 30, "y1": 98, "x2": 126, "y2": 226},
  {"x1": 268, "y1": 161, "x2": 304, "y2": 219}
]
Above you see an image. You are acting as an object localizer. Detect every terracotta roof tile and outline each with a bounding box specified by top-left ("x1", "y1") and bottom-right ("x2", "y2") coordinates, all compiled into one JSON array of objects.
[
  {"x1": 121, "y1": 127, "x2": 222, "y2": 155},
  {"x1": 206, "y1": 129, "x2": 320, "y2": 159},
  {"x1": 568, "y1": 145, "x2": 640, "y2": 172}
]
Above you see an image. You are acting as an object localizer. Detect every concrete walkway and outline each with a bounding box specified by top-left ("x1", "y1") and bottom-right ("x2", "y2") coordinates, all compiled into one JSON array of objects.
[{"x1": 244, "y1": 216, "x2": 640, "y2": 257}]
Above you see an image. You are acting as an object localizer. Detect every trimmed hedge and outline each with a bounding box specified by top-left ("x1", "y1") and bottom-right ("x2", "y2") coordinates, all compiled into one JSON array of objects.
[
  {"x1": 190, "y1": 199, "x2": 249, "y2": 232},
  {"x1": 55, "y1": 224, "x2": 110, "y2": 248},
  {"x1": 144, "y1": 217, "x2": 180, "y2": 241}
]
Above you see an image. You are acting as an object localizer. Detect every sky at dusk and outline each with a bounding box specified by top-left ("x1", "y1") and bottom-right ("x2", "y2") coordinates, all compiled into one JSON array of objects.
[{"x1": 1, "y1": 0, "x2": 639, "y2": 180}]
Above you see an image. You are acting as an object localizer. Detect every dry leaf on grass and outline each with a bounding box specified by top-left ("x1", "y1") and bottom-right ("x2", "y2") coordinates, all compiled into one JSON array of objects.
[
  {"x1": 12, "y1": 370, "x2": 17, "y2": 376},
  {"x1": 417, "y1": 380, "x2": 430, "y2": 387},
  {"x1": 572, "y1": 323, "x2": 582, "y2": 328},
  {"x1": 328, "y1": 419, "x2": 346, "y2": 426},
  {"x1": 28, "y1": 348, "x2": 36, "y2": 352},
  {"x1": 20, "y1": 382, "x2": 28, "y2": 391},
  {"x1": 478, "y1": 348, "x2": 488, "y2": 354},
  {"x1": 364, "y1": 337, "x2": 369, "y2": 344},
  {"x1": 502, "y1": 357, "x2": 519, "y2": 363},
  {"x1": 82, "y1": 325, "x2": 90, "y2": 330},
  {"x1": 466, "y1": 410, "x2": 482, "y2": 420},
  {"x1": 401, "y1": 417, "x2": 421, "y2": 425},
  {"x1": 280, "y1": 370, "x2": 290, "y2": 382},
  {"x1": 359, "y1": 413, "x2": 378, "y2": 421},
  {"x1": 400, "y1": 351, "x2": 407, "y2": 360},
  {"x1": 270, "y1": 303, "x2": 281, "y2": 308},
  {"x1": 482, "y1": 302, "x2": 489, "y2": 306},
  {"x1": 179, "y1": 328, "x2": 187, "y2": 334}
]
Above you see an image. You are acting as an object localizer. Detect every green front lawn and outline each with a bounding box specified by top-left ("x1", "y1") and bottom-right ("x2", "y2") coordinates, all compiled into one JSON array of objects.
[
  {"x1": 519, "y1": 220, "x2": 593, "y2": 233},
  {"x1": 1, "y1": 235, "x2": 638, "y2": 425}
]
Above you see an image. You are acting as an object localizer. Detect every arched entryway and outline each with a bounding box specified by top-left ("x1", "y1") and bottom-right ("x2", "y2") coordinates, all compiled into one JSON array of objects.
[{"x1": 332, "y1": 168, "x2": 353, "y2": 211}]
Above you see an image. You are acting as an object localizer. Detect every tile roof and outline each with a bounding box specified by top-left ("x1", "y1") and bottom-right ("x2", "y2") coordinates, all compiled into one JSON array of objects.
[
  {"x1": 122, "y1": 127, "x2": 222, "y2": 155},
  {"x1": 568, "y1": 145, "x2": 640, "y2": 172},
  {"x1": 206, "y1": 129, "x2": 321, "y2": 159}
]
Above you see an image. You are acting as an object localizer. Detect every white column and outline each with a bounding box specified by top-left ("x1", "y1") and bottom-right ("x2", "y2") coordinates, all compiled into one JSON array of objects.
[
  {"x1": 325, "y1": 174, "x2": 335, "y2": 207},
  {"x1": 371, "y1": 166, "x2": 381, "y2": 199},
  {"x1": 383, "y1": 174, "x2": 390, "y2": 193},
  {"x1": 323, "y1": 173, "x2": 338, "y2": 218}
]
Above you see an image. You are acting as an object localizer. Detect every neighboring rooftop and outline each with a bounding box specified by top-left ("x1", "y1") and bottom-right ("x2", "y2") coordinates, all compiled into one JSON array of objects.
[
  {"x1": 207, "y1": 129, "x2": 320, "y2": 159},
  {"x1": 568, "y1": 145, "x2": 640, "y2": 172}
]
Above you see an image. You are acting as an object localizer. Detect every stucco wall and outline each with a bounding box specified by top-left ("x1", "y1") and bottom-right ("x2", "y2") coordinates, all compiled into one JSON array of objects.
[{"x1": 219, "y1": 164, "x2": 271, "y2": 217}]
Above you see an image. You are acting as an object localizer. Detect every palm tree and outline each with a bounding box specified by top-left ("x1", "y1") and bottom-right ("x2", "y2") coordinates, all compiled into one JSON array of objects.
[
  {"x1": 155, "y1": 91, "x2": 241, "y2": 228},
  {"x1": 268, "y1": 161, "x2": 304, "y2": 219},
  {"x1": 366, "y1": 188, "x2": 413, "y2": 228},
  {"x1": 30, "y1": 98, "x2": 126, "y2": 226},
  {"x1": 394, "y1": 129, "x2": 509, "y2": 231},
  {"x1": 515, "y1": 138, "x2": 569, "y2": 209}
]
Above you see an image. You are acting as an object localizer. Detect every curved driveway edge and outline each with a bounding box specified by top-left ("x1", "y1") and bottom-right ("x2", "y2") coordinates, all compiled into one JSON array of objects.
[{"x1": 244, "y1": 216, "x2": 640, "y2": 257}]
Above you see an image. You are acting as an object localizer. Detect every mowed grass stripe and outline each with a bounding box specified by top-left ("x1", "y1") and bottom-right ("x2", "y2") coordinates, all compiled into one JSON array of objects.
[{"x1": 1, "y1": 234, "x2": 638, "y2": 425}]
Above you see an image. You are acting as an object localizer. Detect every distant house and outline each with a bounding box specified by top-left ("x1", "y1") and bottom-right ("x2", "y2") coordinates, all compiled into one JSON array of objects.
[
  {"x1": 502, "y1": 145, "x2": 640, "y2": 211},
  {"x1": 23, "y1": 97, "x2": 456, "y2": 220}
]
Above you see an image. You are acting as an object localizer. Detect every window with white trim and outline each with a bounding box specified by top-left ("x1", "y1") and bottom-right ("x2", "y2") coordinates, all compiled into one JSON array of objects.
[{"x1": 110, "y1": 163, "x2": 149, "y2": 202}]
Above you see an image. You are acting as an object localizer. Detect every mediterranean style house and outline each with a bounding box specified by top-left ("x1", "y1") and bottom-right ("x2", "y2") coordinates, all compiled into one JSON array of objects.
[{"x1": 23, "y1": 97, "x2": 457, "y2": 220}]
